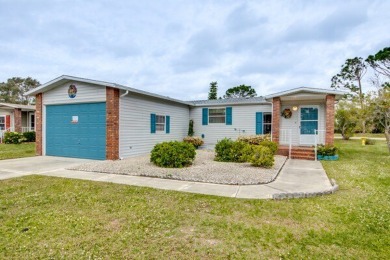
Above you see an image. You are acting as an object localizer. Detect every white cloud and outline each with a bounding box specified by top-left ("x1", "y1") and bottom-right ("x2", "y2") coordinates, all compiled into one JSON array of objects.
[{"x1": 0, "y1": 0, "x2": 389, "y2": 100}]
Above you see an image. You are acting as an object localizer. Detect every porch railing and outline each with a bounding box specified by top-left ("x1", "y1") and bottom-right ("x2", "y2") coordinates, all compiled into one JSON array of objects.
[
  {"x1": 314, "y1": 130, "x2": 326, "y2": 161},
  {"x1": 280, "y1": 128, "x2": 292, "y2": 159},
  {"x1": 22, "y1": 127, "x2": 35, "y2": 133}
]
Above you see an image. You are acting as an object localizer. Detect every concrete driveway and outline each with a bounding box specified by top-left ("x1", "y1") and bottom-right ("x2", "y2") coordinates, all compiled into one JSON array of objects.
[
  {"x1": 0, "y1": 156, "x2": 93, "y2": 180},
  {"x1": 0, "y1": 156, "x2": 338, "y2": 199}
]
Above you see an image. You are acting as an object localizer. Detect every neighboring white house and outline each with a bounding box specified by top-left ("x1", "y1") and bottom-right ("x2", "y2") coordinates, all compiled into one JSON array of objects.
[
  {"x1": 25, "y1": 75, "x2": 344, "y2": 160},
  {"x1": 0, "y1": 103, "x2": 35, "y2": 141}
]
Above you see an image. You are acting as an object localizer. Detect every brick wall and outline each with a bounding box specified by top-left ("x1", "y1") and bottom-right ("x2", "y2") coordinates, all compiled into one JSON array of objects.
[
  {"x1": 325, "y1": 94, "x2": 335, "y2": 145},
  {"x1": 106, "y1": 87, "x2": 120, "y2": 160},
  {"x1": 14, "y1": 108, "x2": 22, "y2": 132},
  {"x1": 35, "y1": 93, "x2": 43, "y2": 155},
  {"x1": 272, "y1": 97, "x2": 281, "y2": 144}
]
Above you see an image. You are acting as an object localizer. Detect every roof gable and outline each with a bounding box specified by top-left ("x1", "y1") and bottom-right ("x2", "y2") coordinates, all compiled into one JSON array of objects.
[{"x1": 265, "y1": 87, "x2": 345, "y2": 100}]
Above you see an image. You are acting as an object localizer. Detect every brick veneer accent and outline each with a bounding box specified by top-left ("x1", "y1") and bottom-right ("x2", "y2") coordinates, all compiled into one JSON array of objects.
[
  {"x1": 325, "y1": 94, "x2": 335, "y2": 145},
  {"x1": 106, "y1": 87, "x2": 120, "y2": 160},
  {"x1": 272, "y1": 97, "x2": 281, "y2": 144},
  {"x1": 35, "y1": 93, "x2": 43, "y2": 155},
  {"x1": 14, "y1": 108, "x2": 22, "y2": 132}
]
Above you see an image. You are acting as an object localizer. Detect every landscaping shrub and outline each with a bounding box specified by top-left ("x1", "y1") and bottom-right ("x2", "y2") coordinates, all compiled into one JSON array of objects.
[
  {"x1": 214, "y1": 138, "x2": 249, "y2": 162},
  {"x1": 4, "y1": 132, "x2": 26, "y2": 144},
  {"x1": 188, "y1": 120, "x2": 194, "y2": 136},
  {"x1": 183, "y1": 136, "x2": 204, "y2": 148},
  {"x1": 365, "y1": 138, "x2": 376, "y2": 145},
  {"x1": 317, "y1": 144, "x2": 338, "y2": 156},
  {"x1": 246, "y1": 146, "x2": 274, "y2": 168},
  {"x1": 23, "y1": 131, "x2": 36, "y2": 142},
  {"x1": 258, "y1": 140, "x2": 278, "y2": 155},
  {"x1": 150, "y1": 141, "x2": 196, "y2": 168},
  {"x1": 237, "y1": 134, "x2": 271, "y2": 145}
]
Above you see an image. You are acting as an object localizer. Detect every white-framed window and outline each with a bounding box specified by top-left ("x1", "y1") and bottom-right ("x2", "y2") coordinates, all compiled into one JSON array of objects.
[
  {"x1": 156, "y1": 115, "x2": 165, "y2": 131},
  {"x1": 209, "y1": 108, "x2": 225, "y2": 124},
  {"x1": 263, "y1": 113, "x2": 272, "y2": 134},
  {"x1": 0, "y1": 116, "x2": 5, "y2": 130},
  {"x1": 30, "y1": 113, "x2": 35, "y2": 130}
]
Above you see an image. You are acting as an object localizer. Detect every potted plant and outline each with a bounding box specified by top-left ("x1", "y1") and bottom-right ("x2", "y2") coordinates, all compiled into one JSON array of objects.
[{"x1": 317, "y1": 144, "x2": 339, "y2": 161}]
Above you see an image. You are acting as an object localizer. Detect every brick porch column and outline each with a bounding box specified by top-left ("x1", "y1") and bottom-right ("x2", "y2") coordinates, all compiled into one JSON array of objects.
[
  {"x1": 106, "y1": 87, "x2": 120, "y2": 160},
  {"x1": 272, "y1": 97, "x2": 281, "y2": 144},
  {"x1": 35, "y1": 93, "x2": 43, "y2": 155},
  {"x1": 325, "y1": 94, "x2": 335, "y2": 145},
  {"x1": 14, "y1": 108, "x2": 22, "y2": 132}
]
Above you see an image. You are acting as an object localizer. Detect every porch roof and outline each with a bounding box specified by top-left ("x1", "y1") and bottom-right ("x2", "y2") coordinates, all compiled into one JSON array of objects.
[
  {"x1": 0, "y1": 102, "x2": 35, "y2": 111},
  {"x1": 265, "y1": 87, "x2": 345, "y2": 101}
]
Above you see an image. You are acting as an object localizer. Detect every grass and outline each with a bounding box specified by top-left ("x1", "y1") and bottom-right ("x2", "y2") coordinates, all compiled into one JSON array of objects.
[
  {"x1": 335, "y1": 133, "x2": 386, "y2": 138},
  {"x1": 0, "y1": 140, "x2": 389, "y2": 259},
  {"x1": 0, "y1": 143, "x2": 36, "y2": 160}
]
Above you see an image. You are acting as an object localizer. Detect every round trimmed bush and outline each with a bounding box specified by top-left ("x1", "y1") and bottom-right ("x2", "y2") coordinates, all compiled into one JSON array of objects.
[
  {"x1": 215, "y1": 138, "x2": 249, "y2": 162},
  {"x1": 151, "y1": 141, "x2": 196, "y2": 168},
  {"x1": 259, "y1": 140, "x2": 278, "y2": 155},
  {"x1": 247, "y1": 146, "x2": 274, "y2": 168},
  {"x1": 4, "y1": 132, "x2": 26, "y2": 144}
]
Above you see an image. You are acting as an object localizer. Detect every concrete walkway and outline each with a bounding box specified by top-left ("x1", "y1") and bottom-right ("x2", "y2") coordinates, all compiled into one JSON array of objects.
[{"x1": 0, "y1": 156, "x2": 336, "y2": 199}]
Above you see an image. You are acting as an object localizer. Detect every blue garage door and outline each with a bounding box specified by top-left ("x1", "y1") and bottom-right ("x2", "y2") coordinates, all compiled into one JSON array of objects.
[{"x1": 46, "y1": 103, "x2": 106, "y2": 160}]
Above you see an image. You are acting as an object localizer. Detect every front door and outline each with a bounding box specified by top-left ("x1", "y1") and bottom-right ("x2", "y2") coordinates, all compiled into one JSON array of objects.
[{"x1": 300, "y1": 106, "x2": 318, "y2": 145}]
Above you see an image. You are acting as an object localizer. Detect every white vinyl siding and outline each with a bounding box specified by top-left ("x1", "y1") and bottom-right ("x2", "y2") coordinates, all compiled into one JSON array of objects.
[
  {"x1": 43, "y1": 82, "x2": 106, "y2": 105},
  {"x1": 119, "y1": 92, "x2": 189, "y2": 158},
  {"x1": 191, "y1": 104, "x2": 271, "y2": 145},
  {"x1": 280, "y1": 101, "x2": 326, "y2": 146}
]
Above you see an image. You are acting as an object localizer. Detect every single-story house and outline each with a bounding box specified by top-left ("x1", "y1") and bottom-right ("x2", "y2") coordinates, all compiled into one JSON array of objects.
[
  {"x1": 25, "y1": 75, "x2": 344, "y2": 160},
  {"x1": 0, "y1": 103, "x2": 35, "y2": 141}
]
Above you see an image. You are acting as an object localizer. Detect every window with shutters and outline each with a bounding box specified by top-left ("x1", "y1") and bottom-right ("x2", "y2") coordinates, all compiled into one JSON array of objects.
[
  {"x1": 156, "y1": 115, "x2": 165, "y2": 131},
  {"x1": 209, "y1": 108, "x2": 225, "y2": 124}
]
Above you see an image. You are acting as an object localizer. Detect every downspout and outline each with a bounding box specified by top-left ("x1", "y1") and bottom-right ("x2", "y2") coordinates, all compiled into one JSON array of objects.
[
  {"x1": 120, "y1": 90, "x2": 129, "y2": 98},
  {"x1": 118, "y1": 90, "x2": 129, "y2": 160}
]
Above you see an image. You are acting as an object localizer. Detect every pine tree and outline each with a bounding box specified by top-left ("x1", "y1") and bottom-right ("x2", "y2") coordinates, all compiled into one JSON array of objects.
[{"x1": 208, "y1": 81, "x2": 218, "y2": 100}]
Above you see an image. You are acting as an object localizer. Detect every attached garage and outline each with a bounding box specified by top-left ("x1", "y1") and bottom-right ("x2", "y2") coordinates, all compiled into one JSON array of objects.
[{"x1": 46, "y1": 103, "x2": 106, "y2": 160}]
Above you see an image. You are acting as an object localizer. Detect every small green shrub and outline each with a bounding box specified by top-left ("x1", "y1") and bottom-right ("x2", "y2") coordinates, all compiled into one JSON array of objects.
[
  {"x1": 259, "y1": 140, "x2": 278, "y2": 155},
  {"x1": 246, "y1": 146, "x2": 274, "y2": 168},
  {"x1": 188, "y1": 120, "x2": 194, "y2": 136},
  {"x1": 365, "y1": 138, "x2": 376, "y2": 145},
  {"x1": 237, "y1": 134, "x2": 271, "y2": 145},
  {"x1": 4, "y1": 132, "x2": 26, "y2": 144},
  {"x1": 317, "y1": 145, "x2": 338, "y2": 156},
  {"x1": 150, "y1": 141, "x2": 196, "y2": 168},
  {"x1": 23, "y1": 131, "x2": 36, "y2": 142},
  {"x1": 183, "y1": 136, "x2": 204, "y2": 148},
  {"x1": 215, "y1": 138, "x2": 249, "y2": 162}
]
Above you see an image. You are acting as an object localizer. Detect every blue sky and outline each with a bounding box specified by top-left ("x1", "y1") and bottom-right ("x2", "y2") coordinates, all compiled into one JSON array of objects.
[{"x1": 0, "y1": 0, "x2": 389, "y2": 100}]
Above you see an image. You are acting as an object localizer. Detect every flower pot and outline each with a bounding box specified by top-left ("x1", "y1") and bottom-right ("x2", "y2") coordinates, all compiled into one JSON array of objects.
[{"x1": 317, "y1": 154, "x2": 339, "y2": 161}]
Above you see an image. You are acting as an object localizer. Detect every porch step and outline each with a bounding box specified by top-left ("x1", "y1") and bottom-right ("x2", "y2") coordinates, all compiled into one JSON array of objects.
[{"x1": 277, "y1": 146, "x2": 315, "y2": 160}]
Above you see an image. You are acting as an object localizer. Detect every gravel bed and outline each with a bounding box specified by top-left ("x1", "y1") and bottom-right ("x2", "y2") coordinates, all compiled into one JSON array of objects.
[{"x1": 69, "y1": 150, "x2": 287, "y2": 185}]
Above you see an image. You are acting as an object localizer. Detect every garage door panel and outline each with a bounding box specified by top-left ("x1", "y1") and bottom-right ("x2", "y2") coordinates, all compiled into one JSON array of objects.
[{"x1": 46, "y1": 103, "x2": 106, "y2": 160}]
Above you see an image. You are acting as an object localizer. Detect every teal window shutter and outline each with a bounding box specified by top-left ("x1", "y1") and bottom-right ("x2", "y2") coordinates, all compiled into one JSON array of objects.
[
  {"x1": 202, "y1": 108, "x2": 208, "y2": 125},
  {"x1": 256, "y1": 112, "x2": 263, "y2": 134},
  {"x1": 151, "y1": 113, "x2": 156, "y2": 133},
  {"x1": 166, "y1": 116, "x2": 170, "y2": 134},
  {"x1": 226, "y1": 107, "x2": 232, "y2": 125}
]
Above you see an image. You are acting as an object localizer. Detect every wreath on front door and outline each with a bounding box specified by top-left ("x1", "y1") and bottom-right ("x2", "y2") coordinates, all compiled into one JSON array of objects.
[{"x1": 281, "y1": 108, "x2": 292, "y2": 119}]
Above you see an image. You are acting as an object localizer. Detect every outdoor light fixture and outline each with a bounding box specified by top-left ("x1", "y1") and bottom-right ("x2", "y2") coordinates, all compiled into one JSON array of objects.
[{"x1": 292, "y1": 106, "x2": 298, "y2": 111}]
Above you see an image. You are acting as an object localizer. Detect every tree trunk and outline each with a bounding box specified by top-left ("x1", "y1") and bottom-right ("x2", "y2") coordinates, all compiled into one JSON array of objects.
[{"x1": 385, "y1": 132, "x2": 390, "y2": 154}]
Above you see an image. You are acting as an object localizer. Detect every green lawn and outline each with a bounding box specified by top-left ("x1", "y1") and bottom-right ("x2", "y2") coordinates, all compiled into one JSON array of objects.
[
  {"x1": 0, "y1": 143, "x2": 36, "y2": 160},
  {"x1": 335, "y1": 133, "x2": 386, "y2": 138},
  {"x1": 0, "y1": 140, "x2": 389, "y2": 259}
]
